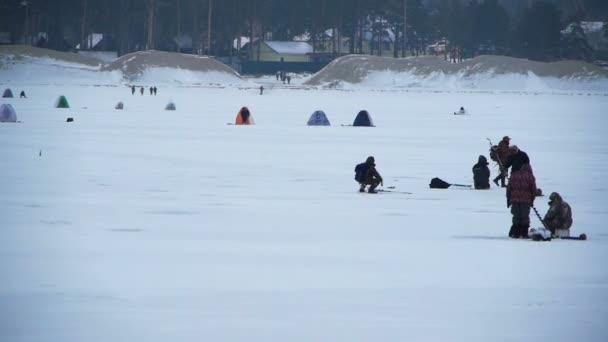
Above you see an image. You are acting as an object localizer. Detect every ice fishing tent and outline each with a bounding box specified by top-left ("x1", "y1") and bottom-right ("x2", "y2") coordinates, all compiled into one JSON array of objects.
[
  {"x1": 115, "y1": 101, "x2": 124, "y2": 110},
  {"x1": 165, "y1": 102, "x2": 176, "y2": 111},
  {"x1": 235, "y1": 107, "x2": 254, "y2": 125},
  {"x1": 353, "y1": 110, "x2": 374, "y2": 127},
  {"x1": 2, "y1": 88, "x2": 13, "y2": 98},
  {"x1": 307, "y1": 110, "x2": 330, "y2": 126},
  {"x1": 0, "y1": 104, "x2": 17, "y2": 123},
  {"x1": 55, "y1": 96, "x2": 70, "y2": 108}
]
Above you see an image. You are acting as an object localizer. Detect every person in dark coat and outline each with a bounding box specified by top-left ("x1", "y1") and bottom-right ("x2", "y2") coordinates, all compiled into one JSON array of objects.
[
  {"x1": 140, "y1": 87, "x2": 144, "y2": 95},
  {"x1": 505, "y1": 145, "x2": 530, "y2": 173},
  {"x1": 131, "y1": 85, "x2": 136, "y2": 95},
  {"x1": 472, "y1": 155, "x2": 490, "y2": 189},
  {"x1": 543, "y1": 192, "x2": 573, "y2": 235},
  {"x1": 149, "y1": 86, "x2": 154, "y2": 95},
  {"x1": 359, "y1": 156, "x2": 383, "y2": 194},
  {"x1": 506, "y1": 164, "x2": 537, "y2": 238},
  {"x1": 493, "y1": 136, "x2": 510, "y2": 187}
]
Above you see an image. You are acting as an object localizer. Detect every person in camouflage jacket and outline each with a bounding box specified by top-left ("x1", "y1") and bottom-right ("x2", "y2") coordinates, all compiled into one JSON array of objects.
[
  {"x1": 506, "y1": 164, "x2": 537, "y2": 238},
  {"x1": 543, "y1": 192, "x2": 573, "y2": 235}
]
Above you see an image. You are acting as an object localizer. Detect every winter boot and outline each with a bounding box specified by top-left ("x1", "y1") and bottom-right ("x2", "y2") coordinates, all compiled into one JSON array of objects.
[
  {"x1": 359, "y1": 185, "x2": 366, "y2": 193},
  {"x1": 508, "y1": 224, "x2": 518, "y2": 238}
]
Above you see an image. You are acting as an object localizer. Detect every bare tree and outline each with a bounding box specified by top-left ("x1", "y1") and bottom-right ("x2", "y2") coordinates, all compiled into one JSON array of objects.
[
  {"x1": 207, "y1": 0, "x2": 212, "y2": 55},
  {"x1": 147, "y1": 0, "x2": 156, "y2": 49}
]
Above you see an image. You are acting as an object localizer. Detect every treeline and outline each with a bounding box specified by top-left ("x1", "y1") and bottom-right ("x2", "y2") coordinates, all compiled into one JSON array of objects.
[{"x1": 1, "y1": 0, "x2": 607, "y2": 61}]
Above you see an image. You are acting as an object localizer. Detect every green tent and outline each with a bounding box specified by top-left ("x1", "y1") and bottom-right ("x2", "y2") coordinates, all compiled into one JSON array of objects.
[{"x1": 55, "y1": 95, "x2": 70, "y2": 108}]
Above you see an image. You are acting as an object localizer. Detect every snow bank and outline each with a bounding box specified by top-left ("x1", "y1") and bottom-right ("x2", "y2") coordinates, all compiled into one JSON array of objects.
[
  {"x1": 103, "y1": 50, "x2": 247, "y2": 85},
  {"x1": 0, "y1": 46, "x2": 248, "y2": 86},
  {"x1": 306, "y1": 55, "x2": 608, "y2": 91}
]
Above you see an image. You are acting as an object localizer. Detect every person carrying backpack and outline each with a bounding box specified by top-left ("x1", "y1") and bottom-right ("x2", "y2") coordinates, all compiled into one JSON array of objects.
[
  {"x1": 355, "y1": 156, "x2": 383, "y2": 194},
  {"x1": 472, "y1": 155, "x2": 490, "y2": 189},
  {"x1": 543, "y1": 192, "x2": 573, "y2": 236},
  {"x1": 492, "y1": 136, "x2": 510, "y2": 187}
]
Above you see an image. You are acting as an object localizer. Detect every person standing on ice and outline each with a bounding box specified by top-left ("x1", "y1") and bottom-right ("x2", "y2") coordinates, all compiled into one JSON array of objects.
[
  {"x1": 506, "y1": 164, "x2": 537, "y2": 238},
  {"x1": 356, "y1": 156, "x2": 383, "y2": 194},
  {"x1": 140, "y1": 87, "x2": 144, "y2": 95},
  {"x1": 543, "y1": 192, "x2": 573, "y2": 236},
  {"x1": 472, "y1": 155, "x2": 490, "y2": 189},
  {"x1": 493, "y1": 136, "x2": 510, "y2": 187},
  {"x1": 131, "y1": 85, "x2": 135, "y2": 95},
  {"x1": 505, "y1": 145, "x2": 530, "y2": 173}
]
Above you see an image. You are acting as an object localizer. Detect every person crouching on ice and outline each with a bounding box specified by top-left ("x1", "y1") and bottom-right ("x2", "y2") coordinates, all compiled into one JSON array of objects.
[
  {"x1": 506, "y1": 164, "x2": 537, "y2": 238},
  {"x1": 543, "y1": 192, "x2": 573, "y2": 237},
  {"x1": 358, "y1": 156, "x2": 383, "y2": 194},
  {"x1": 472, "y1": 155, "x2": 490, "y2": 189}
]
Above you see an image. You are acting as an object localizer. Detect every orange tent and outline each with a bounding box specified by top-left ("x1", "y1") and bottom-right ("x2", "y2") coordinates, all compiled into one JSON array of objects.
[{"x1": 235, "y1": 106, "x2": 254, "y2": 125}]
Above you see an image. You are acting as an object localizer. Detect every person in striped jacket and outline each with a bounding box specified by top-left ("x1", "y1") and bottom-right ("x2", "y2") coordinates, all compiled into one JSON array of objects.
[{"x1": 506, "y1": 164, "x2": 537, "y2": 238}]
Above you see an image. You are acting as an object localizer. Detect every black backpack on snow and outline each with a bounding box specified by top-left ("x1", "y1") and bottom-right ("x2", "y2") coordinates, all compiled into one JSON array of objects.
[
  {"x1": 429, "y1": 177, "x2": 451, "y2": 189},
  {"x1": 354, "y1": 163, "x2": 369, "y2": 183},
  {"x1": 489, "y1": 145, "x2": 499, "y2": 162}
]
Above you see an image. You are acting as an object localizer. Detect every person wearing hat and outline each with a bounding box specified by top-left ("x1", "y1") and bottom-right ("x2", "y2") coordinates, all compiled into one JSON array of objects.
[
  {"x1": 505, "y1": 145, "x2": 530, "y2": 173},
  {"x1": 493, "y1": 136, "x2": 510, "y2": 187},
  {"x1": 543, "y1": 192, "x2": 573, "y2": 236},
  {"x1": 472, "y1": 155, "x2": 490, "y2": 189},
  {"x1": 358, "y1": 156, "x2": 383, "y2": 194},
  {"x1": 506, "y1": 164, "x2": 537, "y2": 238}
]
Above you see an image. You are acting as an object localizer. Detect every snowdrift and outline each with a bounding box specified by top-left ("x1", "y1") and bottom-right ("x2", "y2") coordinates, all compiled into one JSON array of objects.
[
  {"x1": 305, "y1": 55, "x2": 608, "y2": 91},
  {"x1": 102, "y1": 50, "x2": 245, "y2": 85},
  {"x1": 0, "y1": 46, "x2": 246, "y2": 86}
]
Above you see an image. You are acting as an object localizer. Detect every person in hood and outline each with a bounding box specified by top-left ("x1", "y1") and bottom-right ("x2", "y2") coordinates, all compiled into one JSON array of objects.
[
  {"x1": 505, "y1": 145, "x2": 530, "y2": 173},
  {"x1": 472, "y1": 155, "x2": 490, "y2": 189},
  {"x1": 359, "y1": 156, "x2": 383, "y2": 194},
  {"x1": 543, "y1": 192, "x2": 573, "y2": 235},
  {"x1": 506, "y1": 164, "x2": 536, "y2": 238}
]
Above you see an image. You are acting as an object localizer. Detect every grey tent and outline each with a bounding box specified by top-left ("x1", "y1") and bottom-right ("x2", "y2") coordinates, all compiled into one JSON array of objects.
[
  {"x1": 2, "y1": 88, "x2": 13, "y2": 98},
  {"x1": 115, "y1": 102, "x2": 124, "y2": 110},
  {"x1": 165, "y1": 102, "x2": 176, "y2": 111},
  {"x1": 307, "y1": 110, "x2": 330, "y2": 126},
  {"x1": 0, "y1": 104, "x2": 17, "y2": 122}
]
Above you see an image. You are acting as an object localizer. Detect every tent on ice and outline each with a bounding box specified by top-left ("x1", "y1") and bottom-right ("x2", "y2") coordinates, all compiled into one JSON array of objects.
[
  {"x1": 0, "y1": 104, "x2": 17, "y2": 123},
  {"x1": 165, "y1": 102, "x2": 176, "y2": 111},
  {"x1": 2, "y1": 88, "x2": 13, "y2": 98},
  {"x1": 235, "y1": 107, "x2": 254, "y2": 125},
  {"x1": 307, "y1": 110, "x2": 330, "y2": 126},
  {"x1": 353, "y1": 110, "x2": 374, "y2": 127},
  {"x1": 115, "y1": 102, "x2": 124, "y2": 110},
  {"x1": 55, "y1": 96, "x2": 70, "y2": 108}
]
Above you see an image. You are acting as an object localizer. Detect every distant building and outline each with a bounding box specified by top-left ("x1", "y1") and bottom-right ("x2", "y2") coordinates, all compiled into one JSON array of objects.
[{"x1": 242, "y1": 40, "x2": 313, "y2": 62}]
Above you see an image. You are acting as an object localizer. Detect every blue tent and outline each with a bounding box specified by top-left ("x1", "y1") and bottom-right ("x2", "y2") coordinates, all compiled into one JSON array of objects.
[
  {"x1": 353, "y1": 110, "x2": 374, "y2": 127},
  {"x1": 0, "y1": 104, "x2": 17, "y2": 122},
  {"x1": 307, "y1": 110, "x2": 330, "y2": 126}
]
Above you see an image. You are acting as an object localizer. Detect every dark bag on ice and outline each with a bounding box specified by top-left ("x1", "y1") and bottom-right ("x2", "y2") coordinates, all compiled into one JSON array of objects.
[
  {"x1": 354, "y1": 163, "x2": 369, "y2": 183},
  {"x1": 429, "y1": 177, "x2": 451, "y2": 189},
  {"x1": 489, "y1": 145, "x2": 499, "y2": 162}
]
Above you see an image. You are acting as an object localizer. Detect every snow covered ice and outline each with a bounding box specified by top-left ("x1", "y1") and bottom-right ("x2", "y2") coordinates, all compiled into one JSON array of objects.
[{"x1": 1, "y1": 53, "x2": 608, "y2": 342}]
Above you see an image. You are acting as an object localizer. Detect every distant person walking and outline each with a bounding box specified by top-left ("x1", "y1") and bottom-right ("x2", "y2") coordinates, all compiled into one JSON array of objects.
[
  {"x1": 153, "y1": 86, "x2": 157, "y2": 95},
  {"x1": 149, "y1": 87, "x2": 153, "y2": 95},
  {"x1": 140, "y1": 87, "x2": 144, "y2": 95},
  {"x1": 259, "y1": 86, "x2": 264, "y2": 95},
  {"x1": 131, "y1": 85, "x2": 136, "y2": 95},
  {"x1": 492, "y1": 136, "x2": 510, "y2": 187}
]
